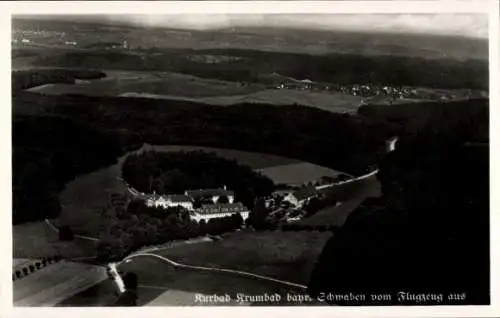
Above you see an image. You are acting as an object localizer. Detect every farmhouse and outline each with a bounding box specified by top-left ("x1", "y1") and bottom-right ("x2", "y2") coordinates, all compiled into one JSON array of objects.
[
  {"x1": 185, "y1": 187, "x2": 235, "y2": 204},
  {"x1": 284, "y1": 185, "x2": 317, "y2": 208},
  {"x1": 190, "y1": 202, "x2": 249, "y2": 222},
  {"x1": 145, "y1": 193, "x2": 194, "y2": 210}
]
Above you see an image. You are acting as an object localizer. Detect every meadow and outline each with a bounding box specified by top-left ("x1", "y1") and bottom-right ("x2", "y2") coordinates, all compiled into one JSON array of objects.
[
  {"x1": 155, "y1": 230, "x2": 332, "y2": 285},
  {"x1": 117, "y1": 254, "x2": 312, "y2": 306},
  {"x1": 27, "y1": 70, "x2": 265, "y2": 99},
  {"x1": 13, "y1": 222, "x2": 97, "y2": 260},
  {"x1": 14, "y1": 260, "x2": 107, "y2": 306},
  {"x1": 120, "y1": 89, "x2": 363, "y2": 113},
  {"x1": 299, "y1": 174, "x2": 382, "y2": 227}
]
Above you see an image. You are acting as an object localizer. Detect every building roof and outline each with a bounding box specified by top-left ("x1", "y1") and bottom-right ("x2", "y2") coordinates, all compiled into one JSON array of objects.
[
  {"x1": 292, "y1": 185, "x2": 317, "y2": 201},
  {"x1": 195, "y1": 202, "x2": 247, "y2": 215},
  {"x1": 186, "y1": 188, "x2": 234, "y2": 198}
]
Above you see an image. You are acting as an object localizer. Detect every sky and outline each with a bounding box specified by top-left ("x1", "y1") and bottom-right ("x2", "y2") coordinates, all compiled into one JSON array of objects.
[{"x1": 100, "y1": 14, "x2": 488, "y2": 39}]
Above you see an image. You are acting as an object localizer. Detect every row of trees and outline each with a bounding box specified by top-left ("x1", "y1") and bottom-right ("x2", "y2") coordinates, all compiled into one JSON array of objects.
[{"x1": 13, "y1": 256, "x2": 62, "y2": 280}]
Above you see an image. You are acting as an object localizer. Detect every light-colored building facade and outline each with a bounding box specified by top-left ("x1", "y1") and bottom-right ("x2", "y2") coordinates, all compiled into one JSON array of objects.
[
  {"x1": 386, "y1": 136, "x2": 399, "y2": 153},
  {"x1": 190, "y1": 203, "x2": 249, "y2": 222}
]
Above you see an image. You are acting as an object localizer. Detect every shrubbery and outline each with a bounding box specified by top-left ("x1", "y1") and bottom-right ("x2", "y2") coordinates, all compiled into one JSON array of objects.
[{"x1": 96, "y1": 198, "x2": 245, "y2": 262}]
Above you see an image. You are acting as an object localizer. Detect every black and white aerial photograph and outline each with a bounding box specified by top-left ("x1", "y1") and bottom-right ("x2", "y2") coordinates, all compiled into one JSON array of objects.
[{"x1": 8, "y1": 1, "x2": 497, "y2": 312}]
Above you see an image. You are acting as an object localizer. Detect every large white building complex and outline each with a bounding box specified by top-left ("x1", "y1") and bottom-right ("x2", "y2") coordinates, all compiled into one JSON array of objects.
[{"x1": 142, "y1": 187, "x2": 247, "y2": 222}]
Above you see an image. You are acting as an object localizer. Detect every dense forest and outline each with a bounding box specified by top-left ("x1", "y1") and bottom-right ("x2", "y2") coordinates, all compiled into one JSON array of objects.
[
  {"x1": 122, "y1": 151, "x2": 275, "y2": 208},
  {"x1": 358, "y1": 98, "x2": 489, "y2": 142},
  {"x1": 13, "y1": 90, "x2": 395, "y2": 175},
  {"x1": 12, "y1": 116, "x2": 122, "y2": 224},
  {"x1": 33, "y1": 48, "x2": 488, "y2": 89},
  {"x1": 308, "y1": 131, "x2": 490, "y2": 305}
]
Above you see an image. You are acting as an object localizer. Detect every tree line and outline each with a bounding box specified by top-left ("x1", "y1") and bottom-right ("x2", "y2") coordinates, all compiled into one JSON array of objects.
[
  {"x1": 33, "y1": 48, "x2": 487, "y2": 89},
  {"x1": 14, "y1": 91, "x2": 395, "y2": 177},
  {"x1": 13, "y1": 255, "x2": 62, "y2": 280}
]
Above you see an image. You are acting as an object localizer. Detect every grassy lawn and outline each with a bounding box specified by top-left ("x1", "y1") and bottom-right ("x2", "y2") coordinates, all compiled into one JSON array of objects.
[
  {"x1": 55, "y1": 279, "x2": 119, "y2": 307},
  {"x1": 14, "y1": 260, "x2": 107, "y2": 306},
  {"x1": 53, "y1": 160, "x2": 126, "y2": 237},
  {"x1": 118, "y1": 256, "x2": 311, "y2": 306},
  {"x1": 154, "y1": 230, "x2": 332, "y2": 286},
  {"x1": 299, "y1": 175, "x2": 382, "y2": 227},
  {"x1": 25, "y1": 70, "x2": 265, "y2": 98},
  {"x1": 119, "y1": 89, "x2": 364, "y2": 114},
  {"x1": 13, "y1": 222, "x2": 97, "y2": 260}
]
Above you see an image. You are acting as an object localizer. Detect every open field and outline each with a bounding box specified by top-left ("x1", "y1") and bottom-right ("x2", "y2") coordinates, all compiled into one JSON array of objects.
[
  {"x1": 300, "y1": 174, "x2": 382, "y2": 227},
  {"x1": 13, "y1": 222, "x2": 98, "y2": 260},
  {"x1": 23, "y1": 68, "x2": 363, "y2": 113},
  {"x1": 62, "y1": 256, "x2": 314, "y2": 306},
  {"x1": 55, "y1": 279, "x2": 119, "y2": 306},
  {"x1": 154, "y1": 230, "x2": 332, "y2": 285},
  {"x1": 14, "y1": 260, "x2": 107, "y2": 306},
  {"x1": 257, "y1": 162, "x2": 341, "y2": 185},
  {"x1": 53, "y1": 157, "x2": 126, "y2": 237},
  {"x1": 119, "y1": 256, "x2": 310, "y2": 306},
  {"x1": 26, "y1": 69, "x2": 265, "y2": 98},
  {"x1": 120, "y1": 89, "x2": 364, "y2": 113}
]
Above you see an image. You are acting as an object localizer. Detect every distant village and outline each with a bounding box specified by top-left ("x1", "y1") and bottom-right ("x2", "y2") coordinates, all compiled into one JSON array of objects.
[{"x1": 269, "y1": 77, "x2": 483, "y2": 103}]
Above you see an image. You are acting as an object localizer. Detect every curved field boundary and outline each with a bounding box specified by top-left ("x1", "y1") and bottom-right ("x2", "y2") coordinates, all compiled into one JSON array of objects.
[
  {"x1": 121, "y1": 252, "x2": 307, "y2": 290},
  {"x1": 44, "y1": 219, "x2": 99, "y2": 242}
]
